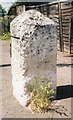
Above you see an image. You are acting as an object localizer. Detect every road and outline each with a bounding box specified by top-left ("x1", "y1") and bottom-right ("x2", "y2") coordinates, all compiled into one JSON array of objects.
[{"x1": 0, "y1": 40, "x2": 73, "y2": 119}]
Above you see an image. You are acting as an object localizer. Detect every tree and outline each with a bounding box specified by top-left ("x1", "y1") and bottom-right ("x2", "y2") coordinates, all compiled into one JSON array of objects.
[{"x1": 0, "y1": 4, "x2": 6, "y2": 17}]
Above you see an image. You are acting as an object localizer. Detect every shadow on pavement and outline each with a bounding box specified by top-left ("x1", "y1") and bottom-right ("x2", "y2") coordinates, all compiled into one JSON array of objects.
[
  {"x1": 56, "y1": 85, "x2": 73, "y2": 100},
  {"x1": 0, "y1": 64, "x2": 11, "y2": 67}
]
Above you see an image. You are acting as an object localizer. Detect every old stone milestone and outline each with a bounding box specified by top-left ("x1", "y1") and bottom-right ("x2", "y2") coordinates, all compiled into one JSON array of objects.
[{"x1": 10, "y1": 10, "x2": 57, "y2": 106}]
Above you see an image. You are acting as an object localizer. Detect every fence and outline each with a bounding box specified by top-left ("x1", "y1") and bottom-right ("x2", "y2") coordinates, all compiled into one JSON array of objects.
[
  {"x1": 8, "y1": 1, "x2": 73, "y2": 54},
  {"x1": 61, "y1": 2, "x2": 73, "y2": 54},
  {"x1": 26, "y1": 1, "x2": 73, "y2": 54}
]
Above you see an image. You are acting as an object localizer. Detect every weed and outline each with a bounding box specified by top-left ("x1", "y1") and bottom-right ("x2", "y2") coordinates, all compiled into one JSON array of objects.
[{"x1": 25, "y1": 76, "x2": 55, "y2": 113}]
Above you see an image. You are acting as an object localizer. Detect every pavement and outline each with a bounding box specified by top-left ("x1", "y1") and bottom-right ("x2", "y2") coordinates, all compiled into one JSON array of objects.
[{"x1": 0, "y1": 40, "x2": 73, "y2": 119}]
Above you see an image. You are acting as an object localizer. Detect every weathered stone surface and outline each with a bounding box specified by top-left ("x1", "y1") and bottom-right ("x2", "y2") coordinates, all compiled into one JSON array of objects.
[{"x1": 10, "y1": 10, "x2": 57, "y2": 106}]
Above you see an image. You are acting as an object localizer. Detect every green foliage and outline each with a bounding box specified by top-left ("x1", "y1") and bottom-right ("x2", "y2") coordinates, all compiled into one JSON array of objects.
[
  {"x1": 2, "y1": 15, "x2": 15, "y2": 33},
  {"x1": 0, "y1": 4, "x2": 6, "y2": 17},
  {"x1": 26, "y1": 76, "x2": 55, "y2": 112},
  {"x1": 0, "y1": 15, "x2": 15, "y2": 40},
  {"x1": 1, "y1": 32, "x2": 11, "y2": 40},
  {"x1": 2, "y1": 20, "x2": 8, "y2": 32},
  {"x1": 0, "y1": 17, "x2": 2, "y2": 22}
]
